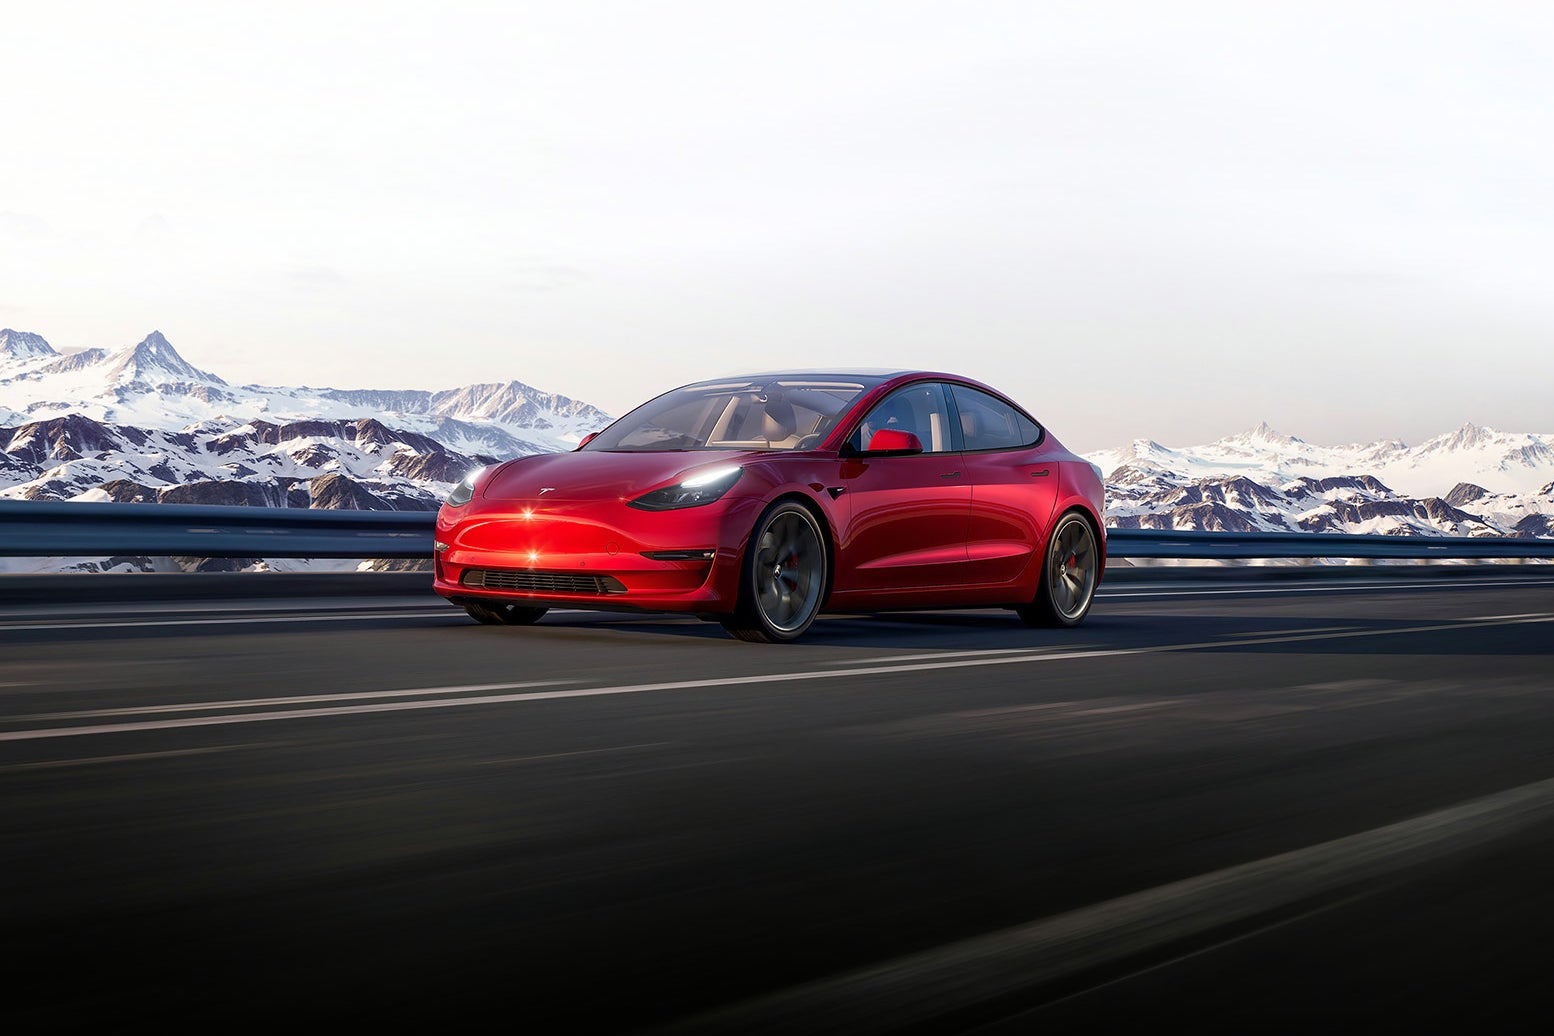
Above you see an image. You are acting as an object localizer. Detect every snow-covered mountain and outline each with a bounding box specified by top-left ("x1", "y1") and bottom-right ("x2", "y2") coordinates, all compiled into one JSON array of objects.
[
  {"x1": 1088, "y1": 420, "x2": 1554, "y2": 499},
  {"x1": 0, "y1": 330, "x2": 610, "y2": 450},
  {"x1": 0, "y1": 329, "x2": 59, "y2": 361},
  {"x1": 0, "y1": 330, "x2": 615, "y2": 571},
  {"x1": 2, "y1": 413, "x2": 491, "y2": 510},
  {"x1": 1088, "y1": 423, "x2": 1554, "y2": 541}
]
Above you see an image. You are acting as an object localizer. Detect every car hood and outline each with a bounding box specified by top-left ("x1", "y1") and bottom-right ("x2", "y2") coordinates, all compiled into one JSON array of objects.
[{"x1": 481, "y1": 450, "x2": 761, "y2": 502}]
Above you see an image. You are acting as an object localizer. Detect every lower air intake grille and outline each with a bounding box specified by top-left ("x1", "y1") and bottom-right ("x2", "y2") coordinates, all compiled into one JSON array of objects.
[{"x1": 462, "y1": 569, "x2": 627, "y2": 594}]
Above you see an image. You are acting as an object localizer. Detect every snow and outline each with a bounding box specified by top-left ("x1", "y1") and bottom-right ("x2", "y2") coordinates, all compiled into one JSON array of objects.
[
  {"x1": 0, "y1": 330, "x2": 613, "y2": 455},
  {"x1": 1087, "y1": 422, "x2": 1554, "y2": 498},
  {"x1": 0, "y1": 329, "x2": 619, "y2": 565}
]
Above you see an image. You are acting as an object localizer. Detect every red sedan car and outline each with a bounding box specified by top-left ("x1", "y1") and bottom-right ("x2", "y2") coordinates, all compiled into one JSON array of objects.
[{"x1": 434, "y1": 370, "x2": 1105, "y2": 642}]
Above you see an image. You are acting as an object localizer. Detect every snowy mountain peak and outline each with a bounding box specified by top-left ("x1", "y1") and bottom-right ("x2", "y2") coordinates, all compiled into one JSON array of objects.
[
  {"x1": 0, "y1": 329, "x2": 58, "y2": 361},
  {"x1": 1227, "y1": 421, "x2": 1302, "y2": 446},
  {"x1": 0, "y1": 325, "x2": 613, "y2": 470},
  {"x1": 428, "y1": 380, "x2": 612, "y2": 430},
  {"x1": 1113, "y1": 438, "x2": 1170, "y2": 464},
  {"x1": 105, "y1": 331, "x2": 227, "y2": 388},
  {"x1": 1440, "y1": 421, "x2": 1490, "y2": 451}
]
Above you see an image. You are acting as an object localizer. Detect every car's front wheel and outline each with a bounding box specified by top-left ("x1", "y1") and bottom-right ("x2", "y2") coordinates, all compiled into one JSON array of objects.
[
  {"x1": 1017, "y1": 511, "x2": 1098, "y2": 628},
  {"x1": 722, "y1": 500, "x2": 828, "y2": 643},
  {"x1": 461, "y1": 600, "x2": 549, "y2": 626}
]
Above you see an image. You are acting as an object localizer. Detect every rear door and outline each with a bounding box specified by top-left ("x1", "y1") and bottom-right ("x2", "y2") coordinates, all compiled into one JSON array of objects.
[{"x1": 948, "y1": 384, "x2": 1058, "y2": 586}]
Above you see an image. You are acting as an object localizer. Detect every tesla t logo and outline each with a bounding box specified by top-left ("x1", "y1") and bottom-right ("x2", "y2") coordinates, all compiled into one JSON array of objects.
[{"x1": 538, "y1": 487, "x2": 555, "y2": 494}]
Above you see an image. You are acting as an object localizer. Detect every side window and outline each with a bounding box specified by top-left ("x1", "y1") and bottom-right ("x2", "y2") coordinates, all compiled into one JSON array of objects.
[
  {"x1": 950, "y1": 385, "x2": 1041, "y2": 451},
  {"x1": 847, "y1": 382, "x2": 955, "y2": 454}
]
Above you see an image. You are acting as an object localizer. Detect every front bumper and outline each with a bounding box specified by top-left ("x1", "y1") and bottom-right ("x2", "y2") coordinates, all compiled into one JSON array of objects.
[{"x1": 433, "y1": 496, "x2": 757, "y2": 613}]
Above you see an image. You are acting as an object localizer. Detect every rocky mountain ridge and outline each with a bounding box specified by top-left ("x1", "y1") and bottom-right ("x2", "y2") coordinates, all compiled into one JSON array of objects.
[
  {"x1": 1088, "y1": 424, "x2": 1554, "y2": 543},
  {"x1": 0, "y1": 329, "x2": 615, "y2": 570},
  {"x1": 0, "y1": 330, "x2": 611, "y2": 452}
]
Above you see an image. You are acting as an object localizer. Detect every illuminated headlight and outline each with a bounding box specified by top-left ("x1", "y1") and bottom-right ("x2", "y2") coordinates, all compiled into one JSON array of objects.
[
  {"x1": 629, "y1": 465, "x2": 742, "y2": 511},
  {"x1": 447, "y1": 466, "x2": 486, "y2": 507}
]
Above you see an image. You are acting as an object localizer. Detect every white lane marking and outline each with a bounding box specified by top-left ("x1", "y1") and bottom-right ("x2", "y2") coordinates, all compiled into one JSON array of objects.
[
  {"x1": 28, "y1": 680, "x2": 574, "y2": 722},
  {"x1": 1101, "y1": 577, "x2": 1554, "y2": 599},
  {"x1": 835, "y1": 648, "x2": 1043, "y2": 666},
  {"x1": 1, "y1": 614, "x2": 1548, "y2": 744},
  {"x1": 1228, "y1": 626, "x2": 1350, "y2": 637},
  {"x1": 668, "y1": 774, "x2": 1554, "y2": 1035},
  {"x1": 0, "y1": 610, "x2": 457, "y2": 632},
  {"x1": 1467, "y1": 613, "x2": 1552, "y2": 621}
]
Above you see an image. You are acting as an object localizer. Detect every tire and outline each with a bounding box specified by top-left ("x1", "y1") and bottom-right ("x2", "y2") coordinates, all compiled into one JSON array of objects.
[
  {"x1": 1017, "y1": 511, "x2": 1098, "y2": 628},
  {"x1": 462, "y1": 600, "x2": 549, "y2": 626},
  {"x1": 721, "y1": 500, "x2": 828, "y2": 643}
]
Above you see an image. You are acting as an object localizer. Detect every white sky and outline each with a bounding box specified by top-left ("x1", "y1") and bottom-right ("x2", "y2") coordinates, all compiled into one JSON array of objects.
[{"x1": 3, "y1": 1, "x2": 1552, "y2": 452}]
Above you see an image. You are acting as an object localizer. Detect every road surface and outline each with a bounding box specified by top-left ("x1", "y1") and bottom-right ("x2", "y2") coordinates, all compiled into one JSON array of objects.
[{"x1": 2, "y1": 574, "x2": 1551, "y2": 1032}]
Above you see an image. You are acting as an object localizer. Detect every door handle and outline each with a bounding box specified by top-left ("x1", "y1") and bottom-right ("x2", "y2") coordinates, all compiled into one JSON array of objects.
[
  {"x1": 1030, "y1": 469, "x2": 1050, "y2": 477},
  {"x1": 939, "y1": 471, "x2": 962, "y2": 479}
]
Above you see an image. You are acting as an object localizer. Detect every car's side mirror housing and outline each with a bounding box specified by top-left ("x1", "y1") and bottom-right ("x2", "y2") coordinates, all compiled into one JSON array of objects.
[
  {"x1": 866, "y1": 429, "x2": 924, "y2": 455},
  {"x1": 576, "y1": 431, "x2": 600, "y2": 450}
]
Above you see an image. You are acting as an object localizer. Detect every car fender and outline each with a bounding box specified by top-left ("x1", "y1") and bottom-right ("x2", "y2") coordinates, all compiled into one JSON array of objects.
[
  {"x1": 1054, "y1": 458, "x2": 1108, "y2": 582},
  {"x1": 711, "y1": 458, "x2": 847, "y2": 600}
]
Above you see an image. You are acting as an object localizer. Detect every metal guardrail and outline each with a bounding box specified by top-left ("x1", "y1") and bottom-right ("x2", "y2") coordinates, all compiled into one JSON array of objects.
[
  {"x1": 0, "y1": 500, "x2": 1551, "y2": 561},
  {"x1": 1106, "y1": 528, "x2": 1554, "y2": 560},
  {"x1": 0, "y1": 499, "x2": 434, "y2": 559}
]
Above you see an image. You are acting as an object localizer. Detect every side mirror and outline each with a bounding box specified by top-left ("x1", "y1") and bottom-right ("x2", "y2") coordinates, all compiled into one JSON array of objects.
[
  {"x1": 576, "y1": 431, "x2": 600, "y2": 450},
  {"x1": 866, "y1": 429, "x2": 924, "y2": 455}
]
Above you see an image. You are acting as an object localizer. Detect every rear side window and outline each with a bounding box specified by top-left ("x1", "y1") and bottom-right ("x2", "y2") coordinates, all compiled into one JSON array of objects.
[{"x1": 950, "y1": 385, "x2": 1041, "y2": 451}]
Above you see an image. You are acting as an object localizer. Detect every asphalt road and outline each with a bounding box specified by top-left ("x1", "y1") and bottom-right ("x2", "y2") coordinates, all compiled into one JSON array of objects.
[{"x1": 2, "y1": 574, "x2": 1552, "y2": 1032}]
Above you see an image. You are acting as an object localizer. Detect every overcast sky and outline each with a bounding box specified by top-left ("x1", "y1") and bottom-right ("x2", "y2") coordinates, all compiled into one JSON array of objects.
[{"x1": 4, "y1": 1, "x2": 1552, "y2": 451}]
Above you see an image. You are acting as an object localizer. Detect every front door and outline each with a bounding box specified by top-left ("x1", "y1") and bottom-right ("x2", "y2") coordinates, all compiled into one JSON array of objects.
[{"x1": 834, "y1": 382, "x2": 970, "y2": 592}]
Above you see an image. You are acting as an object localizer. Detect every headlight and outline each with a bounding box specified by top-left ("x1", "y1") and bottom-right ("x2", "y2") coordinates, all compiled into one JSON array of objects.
[
  {"x1": 629, "y1": 465, "x2": 742, "y2": 511},
  {"x1": 447, "y1": 466, "x2": 486, "y2": 507}
]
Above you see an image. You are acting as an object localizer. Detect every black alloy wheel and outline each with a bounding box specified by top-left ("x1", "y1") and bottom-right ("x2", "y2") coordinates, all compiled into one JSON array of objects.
[
  {"x1": 1017, "y1": 511, "x2": 1098, "y2": 628},
  {"x1": 723, "y1": 500, "x2": 828, "y2": 643}
]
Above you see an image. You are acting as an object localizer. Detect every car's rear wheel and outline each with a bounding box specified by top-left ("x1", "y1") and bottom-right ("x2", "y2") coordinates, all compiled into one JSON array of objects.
[
  {"x1": 461, "y1": 600, "x2": 549, "y2": 626},
  {"x1": 1017, "y1": 511, "x2": 1098, "y2": 628},
  {"x1": 722, "y1": 501, "x2": 827, "y2": 643}
]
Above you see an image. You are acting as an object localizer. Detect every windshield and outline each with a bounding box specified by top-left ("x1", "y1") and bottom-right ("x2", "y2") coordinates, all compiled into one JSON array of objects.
[{"x1": 585, "y1": 378, "x2": 877, "y2": 452}]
